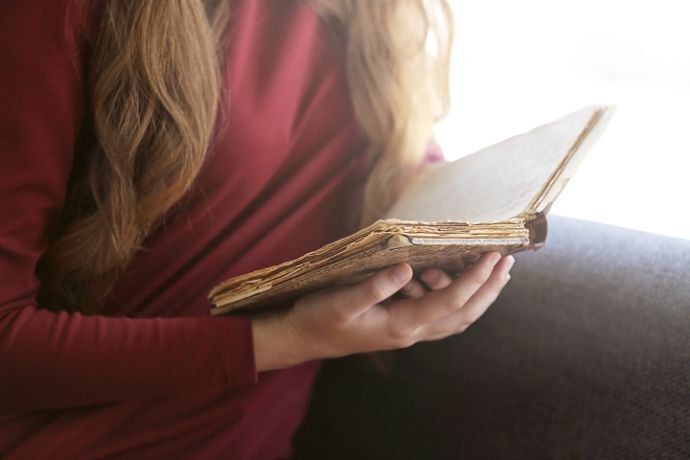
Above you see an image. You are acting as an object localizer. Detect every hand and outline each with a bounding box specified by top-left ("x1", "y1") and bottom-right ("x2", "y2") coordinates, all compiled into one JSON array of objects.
[{"x1": 252, "y1": 252, "x2": 514, "y2": 371}]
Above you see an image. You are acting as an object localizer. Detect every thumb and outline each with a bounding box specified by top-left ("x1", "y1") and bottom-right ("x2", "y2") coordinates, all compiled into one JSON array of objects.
[{"x1": 333, "y1": 263, "x2": 413, "y2": 320}]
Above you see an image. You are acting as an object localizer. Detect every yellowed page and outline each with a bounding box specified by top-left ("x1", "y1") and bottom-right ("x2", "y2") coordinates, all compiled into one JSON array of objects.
[{"x1": 385, "y1": 106, "x2": 612, "y2": 222}]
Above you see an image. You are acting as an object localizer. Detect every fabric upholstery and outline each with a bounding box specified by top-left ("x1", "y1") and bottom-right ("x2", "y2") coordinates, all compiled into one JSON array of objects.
[{"x1": 294, "y1": 216, "x2": 690, "y2": 459}]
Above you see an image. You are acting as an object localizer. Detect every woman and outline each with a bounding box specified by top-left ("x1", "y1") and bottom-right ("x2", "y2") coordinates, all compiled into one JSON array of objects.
[{"x1": 0, "y1": 0, "x2": 514, "y2": 457}]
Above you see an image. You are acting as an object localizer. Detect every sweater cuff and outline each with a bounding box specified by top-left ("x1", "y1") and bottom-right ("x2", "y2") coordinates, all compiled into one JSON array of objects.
[{"x1": 218, "y1": 316, "x2": 258, "y2": 386}]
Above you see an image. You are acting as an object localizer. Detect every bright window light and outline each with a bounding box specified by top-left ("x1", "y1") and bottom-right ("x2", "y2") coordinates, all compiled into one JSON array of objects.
[{"x1": 436, "y1": 0, "x2": 690, "y2": 241}]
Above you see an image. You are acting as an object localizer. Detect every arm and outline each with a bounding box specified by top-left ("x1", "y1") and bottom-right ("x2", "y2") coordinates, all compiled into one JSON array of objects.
[
  {"x1": 0, "y1": 1, "x2": 256, "y2": 411},
  {"x1": 1, "y1": 1, "x2": 512, "y2": 412}
]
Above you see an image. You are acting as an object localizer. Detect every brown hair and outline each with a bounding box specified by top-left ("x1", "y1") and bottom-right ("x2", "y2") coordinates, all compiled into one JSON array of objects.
[{"x1": 38, "y1": 0, "x2": 453, "y2": 312}]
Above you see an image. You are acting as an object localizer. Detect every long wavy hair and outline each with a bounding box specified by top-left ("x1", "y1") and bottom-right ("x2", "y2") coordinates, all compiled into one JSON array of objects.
[{"x1": 38, "y1": 0, "x2": 453, "y2": 312}]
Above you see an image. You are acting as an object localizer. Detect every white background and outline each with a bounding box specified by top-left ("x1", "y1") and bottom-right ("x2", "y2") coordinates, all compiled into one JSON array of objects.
[{"x1": 436, "y1": 0, "x2": 690, "y2": 240}]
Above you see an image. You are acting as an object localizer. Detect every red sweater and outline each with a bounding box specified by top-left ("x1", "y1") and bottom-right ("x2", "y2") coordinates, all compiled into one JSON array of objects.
[{"x1": 0, "y1": 1, "x2": 371, "y2": 458}]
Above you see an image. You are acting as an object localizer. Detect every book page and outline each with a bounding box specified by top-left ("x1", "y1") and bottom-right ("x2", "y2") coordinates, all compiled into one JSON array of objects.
[
  {"x1": 529, "y1": 107, "x2": 615, "y2": 215},
  {"x1": 385, "y1": 106, "x2": 611, "y2": 223}
]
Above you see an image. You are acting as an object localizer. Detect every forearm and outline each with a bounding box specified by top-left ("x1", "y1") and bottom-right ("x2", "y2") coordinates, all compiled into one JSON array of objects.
[{"x1": 0, "y1": 305, "x2": 256, "y2": 411}]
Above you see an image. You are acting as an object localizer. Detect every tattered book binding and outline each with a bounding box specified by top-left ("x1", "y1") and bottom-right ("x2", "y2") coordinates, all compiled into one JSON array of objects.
[{"x1": 209, "y1": 106, "x2": 614, "y2": 315}]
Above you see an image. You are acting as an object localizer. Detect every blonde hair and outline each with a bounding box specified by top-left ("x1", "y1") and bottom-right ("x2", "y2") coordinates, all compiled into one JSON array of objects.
[
  {"x1": 312, "y1": 0, "x2": 453, "y2": 223},
  {"x1": 38, "y1": 0, "x2": 453, "y2": 312}
]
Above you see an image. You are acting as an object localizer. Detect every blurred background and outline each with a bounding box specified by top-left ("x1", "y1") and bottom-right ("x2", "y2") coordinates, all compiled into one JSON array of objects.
[{"x1": 435, "y1": 0, "x2": 690, "y2": 240}]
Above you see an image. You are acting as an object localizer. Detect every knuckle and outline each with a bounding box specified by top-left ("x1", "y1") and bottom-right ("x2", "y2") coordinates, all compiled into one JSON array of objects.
[
  {"x1": 364, "y1": 281, "x2": 388, "y2": 304},
  {"x1": 489, "y1": 290, "x2": 502, "y2": 305},
  {"x1": 397, "y1": 336, "x2": 416, "y2": 348},
  {"x1": 493, "y1": 271, "x2": 509, "y2": 287},
  {"x1": 388, "y1": 322, "x2": 416, "y2": 342},
  {"x1": 442, "y1": 296, "x2": 463, "y2": 313},
  {"x1": 457, "y1": 320, "x2": 473, "y2": 333},
  {"x1": 329, "y1": 304, "x2": 351, "y2": 325},
  {"x1": 442, "y1": 292, "x2": 467, "y2": 313},
  {"x1": 391, "y1": 328, "x2": 417, "y2": 348},
  {"x1": 474, "y1": 264, "x2": 494, "y2": 284}
]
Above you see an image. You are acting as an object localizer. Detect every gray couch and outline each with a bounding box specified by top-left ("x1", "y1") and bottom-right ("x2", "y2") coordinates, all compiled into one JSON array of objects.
[{"x1": 294, "y1": 216, "x2": 690, "y2": 459}]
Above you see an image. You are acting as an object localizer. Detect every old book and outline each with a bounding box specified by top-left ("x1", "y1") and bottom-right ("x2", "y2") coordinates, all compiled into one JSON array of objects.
[{"x1": 210, "y1": 105, "x2": 614, "y2": 315}]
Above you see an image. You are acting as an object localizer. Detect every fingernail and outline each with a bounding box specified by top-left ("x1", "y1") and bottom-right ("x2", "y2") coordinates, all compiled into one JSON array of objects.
[{"x1": 505, "y1": 255, "x2": 515, "y2": 269}]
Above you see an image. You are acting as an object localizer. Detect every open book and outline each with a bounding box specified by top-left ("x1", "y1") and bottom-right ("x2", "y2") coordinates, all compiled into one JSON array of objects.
[{"x1": 210, "y1": 105, "x2": 614, "y2": 315}]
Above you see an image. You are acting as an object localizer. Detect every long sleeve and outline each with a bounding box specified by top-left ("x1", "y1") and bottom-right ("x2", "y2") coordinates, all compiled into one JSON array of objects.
[{"x1": 0, "y1": 1, "x2": 256, "y2": 411}]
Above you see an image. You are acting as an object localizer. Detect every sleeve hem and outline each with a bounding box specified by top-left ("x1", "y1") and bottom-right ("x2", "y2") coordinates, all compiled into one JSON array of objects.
[{"x1": 219, "y1": 316, "x2": 258, "y2": 386}]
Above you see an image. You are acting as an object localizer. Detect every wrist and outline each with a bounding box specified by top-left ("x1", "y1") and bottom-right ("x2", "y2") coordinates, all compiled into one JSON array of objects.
[{"x1": 251, "y1": 311, "x2": 309, "y2": 371}]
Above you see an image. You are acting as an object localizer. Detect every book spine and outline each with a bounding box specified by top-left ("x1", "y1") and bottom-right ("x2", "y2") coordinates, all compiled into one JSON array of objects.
[{"x1": 524, "y1": 212, "x2": 548, "y2": 250}]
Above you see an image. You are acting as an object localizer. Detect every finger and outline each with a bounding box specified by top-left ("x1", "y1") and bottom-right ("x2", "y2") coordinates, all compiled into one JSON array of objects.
[
  {"x1": 459, "y1": 255, "x2": 514, "y2": 324},
  {"x1": 387, "y1": 252, "x2": 502, "y2": 329},
  {"x1": 421, "y1": 255, "x2": 514, "y2": 340},
  {"x1": 332, "y1": 263, "x2": 413, "y2": 320},
  {"x1": 400, "y1": 278, "x2": 428, "y2": 299},
  {"x1": 421, "y1": 258, "x2": 513, "y2": 341},
  {"x1": 419, "y1": 268, "x2": 453, "y2": 290}
]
